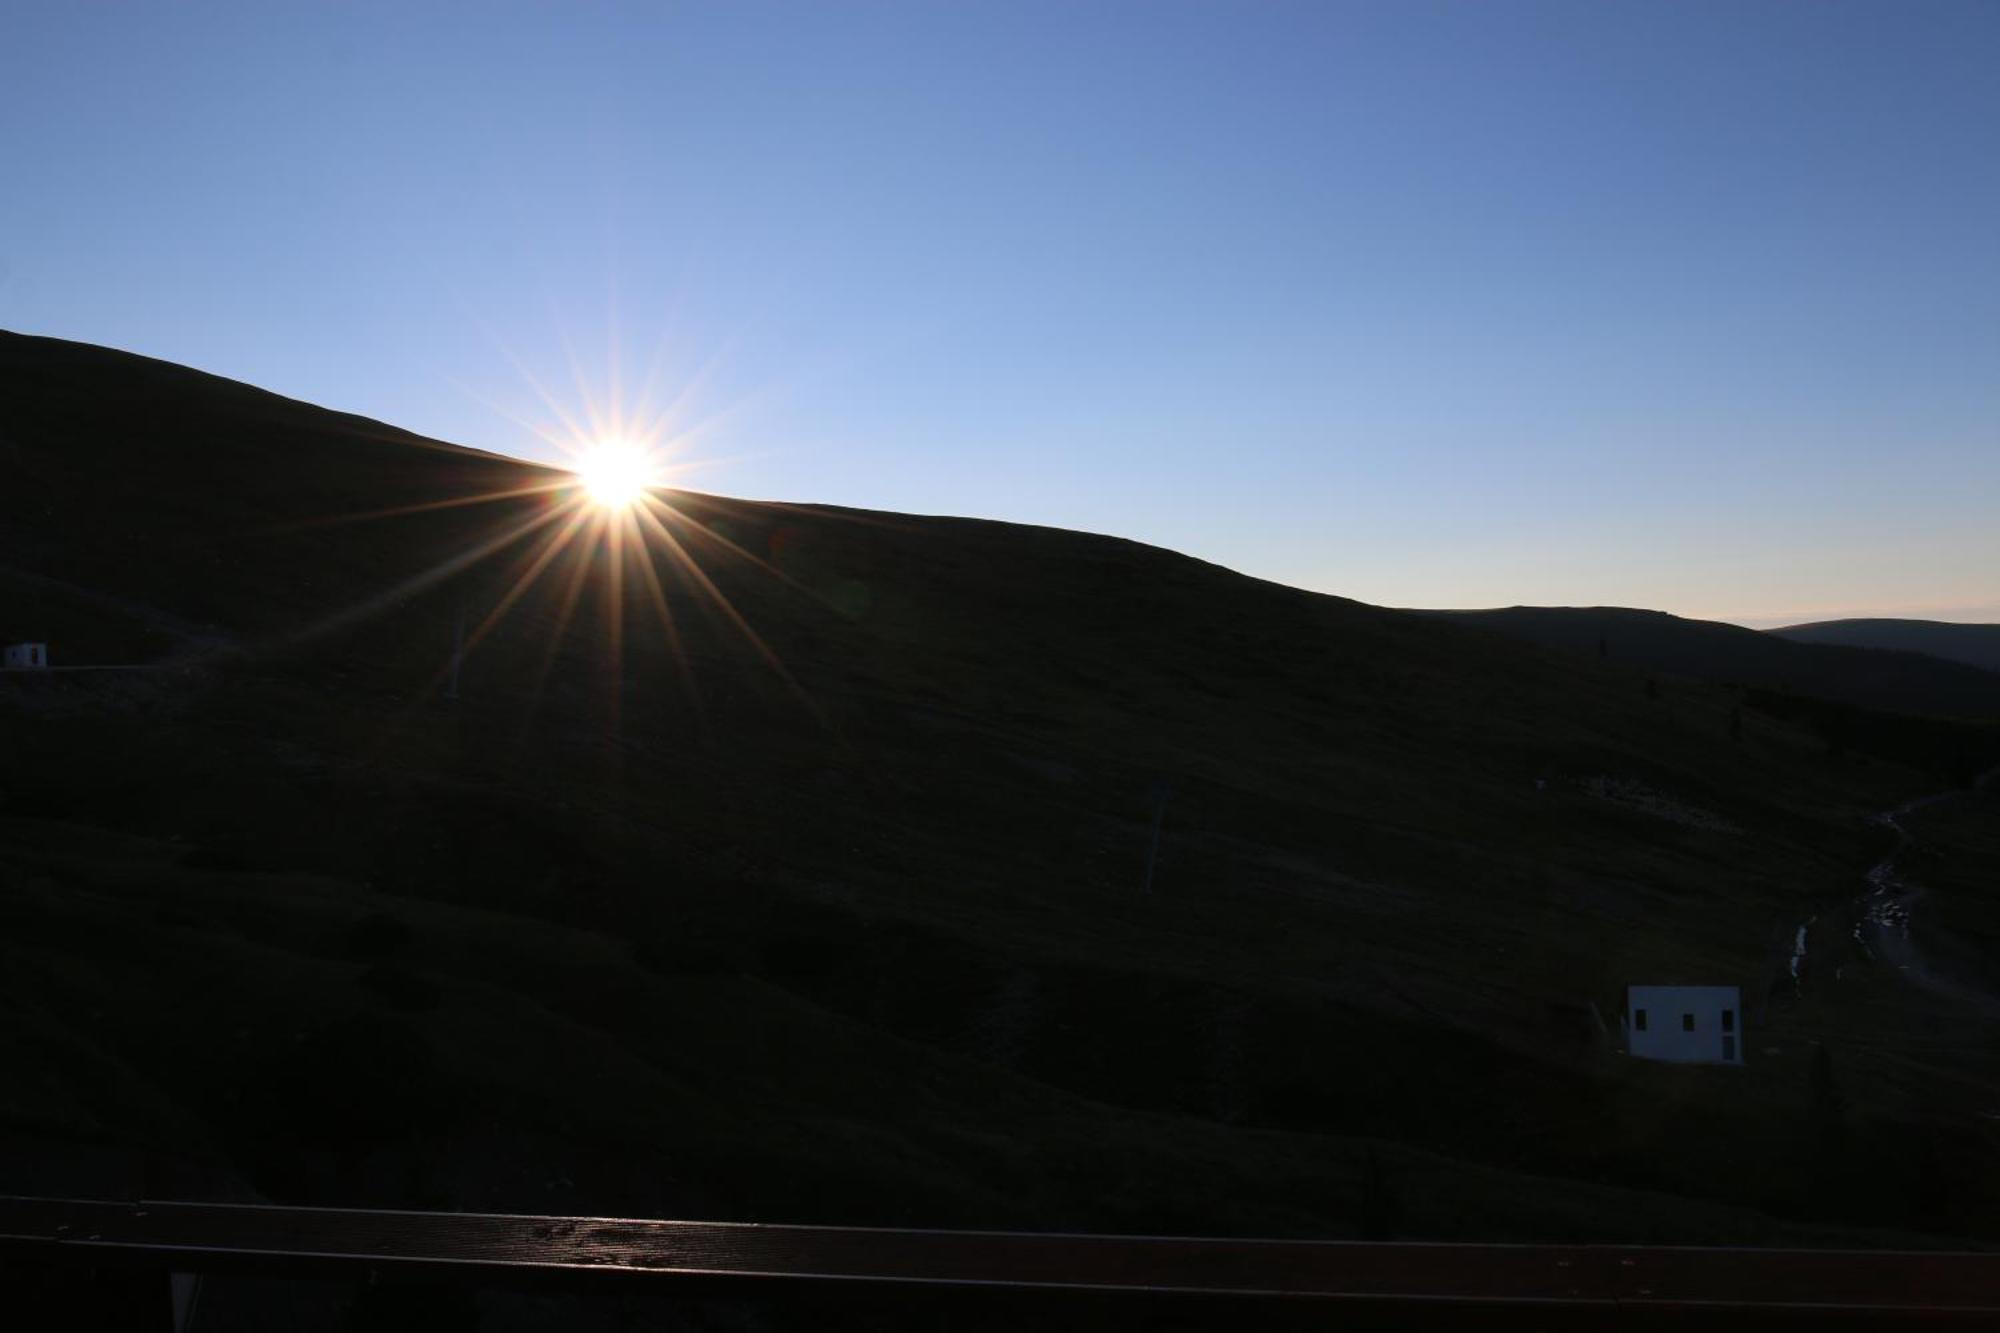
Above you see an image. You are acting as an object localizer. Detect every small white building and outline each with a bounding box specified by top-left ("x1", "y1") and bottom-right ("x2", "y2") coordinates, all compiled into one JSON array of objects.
[
  {"x1": 3, "y1": 642, "x2": 49, "y2": 671},
  {"x1": 1625, "y1": 985, "x2": 1742, "y2": 1065}
]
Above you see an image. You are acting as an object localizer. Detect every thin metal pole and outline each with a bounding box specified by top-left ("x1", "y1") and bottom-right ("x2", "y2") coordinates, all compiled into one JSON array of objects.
[
  {"x1": 1141, "y1": 782, "x2": 1172, "y2": 895},
  {"x1": 444, "y1": 600, "x2": 466, "y2": 701}
]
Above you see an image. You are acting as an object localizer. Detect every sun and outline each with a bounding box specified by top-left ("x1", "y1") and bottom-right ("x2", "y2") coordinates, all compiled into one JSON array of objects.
[{"x1": 573, "y1": 441, "x2": 657, "y2": 510}]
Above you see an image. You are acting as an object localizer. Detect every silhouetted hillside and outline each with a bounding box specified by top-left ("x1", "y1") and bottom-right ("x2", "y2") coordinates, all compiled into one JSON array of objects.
[
  {"x1": 1775, "y1": 618, "x2": 2000, "y2": 676},
  {"x1": 1417, "y1": 606, "x2": 2000, "y2": 722},
  {"x1": 5, "y1": 332, "x2": 1998, "y2": 1248}
]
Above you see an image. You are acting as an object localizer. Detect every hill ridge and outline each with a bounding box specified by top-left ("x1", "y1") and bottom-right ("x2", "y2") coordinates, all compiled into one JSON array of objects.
[{"x1": 7, "y1": 332, "x2": 2000, "y2": 1247}]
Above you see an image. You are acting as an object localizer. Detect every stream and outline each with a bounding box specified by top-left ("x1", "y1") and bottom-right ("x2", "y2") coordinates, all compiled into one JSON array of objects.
[{"x1": 1793, "y1": 766, "x2": 2000, "y2": 1017}]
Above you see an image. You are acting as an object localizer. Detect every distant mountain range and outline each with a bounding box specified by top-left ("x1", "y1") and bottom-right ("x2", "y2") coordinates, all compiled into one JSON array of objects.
[
  {"x1": 1773, "y1": 618, "x2": 2000, "y2": 675},
  {"x1": 1415, "y1": 606, "x2": 2000, "y2": 721}
]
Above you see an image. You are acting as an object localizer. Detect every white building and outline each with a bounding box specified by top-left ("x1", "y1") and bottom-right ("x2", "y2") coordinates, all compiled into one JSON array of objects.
[
  {"x1": 1625, "y1": 985, "x2": 1742, "y2": 1065},
  {"x1": 3, "y1": 642, "x2": 49, "y2": 671}
]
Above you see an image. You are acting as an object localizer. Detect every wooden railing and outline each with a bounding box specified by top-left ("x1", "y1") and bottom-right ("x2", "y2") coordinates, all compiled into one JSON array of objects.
[{"x1": 3, "y1": 1195, "x2": 1996, "y2": 1328}]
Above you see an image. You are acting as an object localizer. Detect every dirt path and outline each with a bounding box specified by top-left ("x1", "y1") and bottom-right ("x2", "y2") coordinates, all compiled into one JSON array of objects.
[{"x1": 1844, "y1": 767, "x2": 2000, "y2": 1018}]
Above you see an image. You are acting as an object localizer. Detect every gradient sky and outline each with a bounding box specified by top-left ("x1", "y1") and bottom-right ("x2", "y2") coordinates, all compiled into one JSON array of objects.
[{"x1": 3, "y1": 2, "x2": 1995, "y2": 627}]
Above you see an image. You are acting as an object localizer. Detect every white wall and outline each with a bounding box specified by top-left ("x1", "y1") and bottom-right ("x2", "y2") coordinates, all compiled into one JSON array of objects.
[{"x1": 1627, "y1": 985, "x2": 1742, "y2": 1064}]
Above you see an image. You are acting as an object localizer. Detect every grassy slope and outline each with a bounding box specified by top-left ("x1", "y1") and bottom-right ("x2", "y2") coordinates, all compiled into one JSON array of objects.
[{"x1": 2, "y1": 331, "x2": 1995, "y2": 1243}]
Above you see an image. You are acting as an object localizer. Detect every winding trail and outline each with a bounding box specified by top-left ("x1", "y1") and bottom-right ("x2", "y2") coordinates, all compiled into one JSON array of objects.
[{"x1": 1811, "y1": 765, "x2": 2000, "y2": 1018}]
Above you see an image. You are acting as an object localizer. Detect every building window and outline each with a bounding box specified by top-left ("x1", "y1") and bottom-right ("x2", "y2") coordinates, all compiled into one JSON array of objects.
[
  {"x1": 1682, "y1": 1013, "x2": 1695, "y2": 1031},
  {"x1": 1634, "y1": 1009, "x2": 1647, "y2": 1032},
  {"x1": 1721, "y1": 1009, "x2": 1735, "y2": 1033}
]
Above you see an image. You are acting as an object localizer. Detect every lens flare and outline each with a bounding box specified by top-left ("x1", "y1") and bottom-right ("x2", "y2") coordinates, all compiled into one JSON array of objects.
[
  {"x1": 575, "y1": 442, "x2": 656, "y2": 509},
  {"x1": 284, "y1": 323, "x2": 860, "y2": 733}
]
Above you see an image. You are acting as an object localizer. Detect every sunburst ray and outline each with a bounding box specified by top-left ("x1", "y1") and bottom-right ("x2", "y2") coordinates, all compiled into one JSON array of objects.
[
  {"x1": 629, "y1": 493, "x2": 824, "y2": 724},
  {"x1": 290, "y1": 495, "x2": 577, "y2": 646},
  {"x1": 263, "y1": 477, "x2": 574, "y2": 535}
]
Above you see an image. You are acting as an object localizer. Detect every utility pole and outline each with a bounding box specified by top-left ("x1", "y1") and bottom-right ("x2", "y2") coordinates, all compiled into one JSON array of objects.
[
  {"x1": 1141, "y1": 780, "x2": 1173, "y2": 895},
  {"x1": 443, "y1": 599, "x2": 466, "y2": 701}
]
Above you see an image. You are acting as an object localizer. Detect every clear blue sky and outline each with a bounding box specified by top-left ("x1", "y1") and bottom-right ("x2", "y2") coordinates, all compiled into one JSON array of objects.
[{"x1": 4, "y1": 2, "x2": 1995, "y2": 626}]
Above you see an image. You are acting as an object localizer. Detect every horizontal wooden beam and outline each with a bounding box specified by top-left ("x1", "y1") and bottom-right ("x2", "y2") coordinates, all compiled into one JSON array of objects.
[{"x1": 1, "y1": 1196, "x2": 1995, "y2": 1319}]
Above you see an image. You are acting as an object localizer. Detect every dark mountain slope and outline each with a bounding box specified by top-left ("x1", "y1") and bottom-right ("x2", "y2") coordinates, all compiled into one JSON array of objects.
[
  {"x1": 4, "y1": 331, "x2": 1997, "y2": 1244},
  {"x1": 1775, "y1": 618, "x2": 2000, "y2": 675},
  {"x1": 1416, "y1": 605, "x2": 2000, "y2": 721}
]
